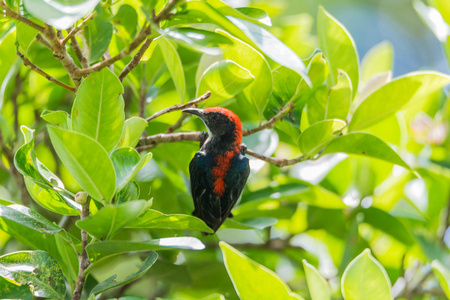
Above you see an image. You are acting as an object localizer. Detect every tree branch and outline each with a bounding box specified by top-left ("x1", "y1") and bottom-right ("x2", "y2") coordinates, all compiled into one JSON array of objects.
[
  {"x1": 35, "y1": 34, "x2": 53, "y2": 50},
  {"x1": 70, "y1": 36, "x2": 89, "y2": 68},
  {"x1": 17, "y1": 50, "x2": 76, "y2": 93},
  {"x1": 72, "y1": 202, "x2": 90, "y2": 300},
  {"x1": 243, "y1": 103, "x2": 292, "y2": 136},
  {"x1": 246, "y1": 149, "x2": 305, "y2": 167},
  {"x1": 139, "y1": 63, "x2": 147, "y2": 119},
  {"x1": 153, "y1": 0, "x2": 182, "y2": 24},
  {"x1": 0, "y1": 2, "x2": 45, "y2": 32},
  {"x1": 62, "y1": 11, "x2": 96, "y2": 46},
  {"x1": 145, "y1": 91, "x2": 211, "y2": 122},
  {"x1": 119, "y1": 38, "x2": 153, "y2": 81}
]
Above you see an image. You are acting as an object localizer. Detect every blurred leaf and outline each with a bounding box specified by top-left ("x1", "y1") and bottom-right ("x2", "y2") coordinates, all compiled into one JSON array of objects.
[
  {"x1": 220, "y1": 242, "x2": 303, "y2": 300},
  {"x1": 302, "y1": 260, "x2": 331, "y2": 300},
  {"x1": 306, "y1": 52, "x2": 329, "y2": 89},
  {"x1": 436, "y1": 0, "x2": 450, "y2": 25},
  {"x1": 322, "y1": 132, "x2": 411, "y2": 170},
  {"x1": 24, "y1": 0, "x2": 101, "y2": 30},
  {"x1": 271, "y1": 66, "x2": 302, "y2": 105},
  {"x1": 222, "y1": 217, "x2": 277, "y2": 230},
  {"x1": 208, "y1": 0, "x2": 271, "y2": 26},
  {"x1": 298, "y1": 119, "x2": 346, "y2": 158},
  {"x1": 117, "y1": 117, "x2": 148, "y2": 148},
  {"x1": 431, "y1": 260, "x2": 450, "y2": 298},
  {"x1": 15, "y1": 21, "x2": 38, "y2": 55},
  {"x1": 41, "y1": 110, "x2": 71, "y2": 129},
  {"x1": 84, "y1": 15, "x2": 113, "y2": 63},
  {"x1": 196, "y1": 60, "x2": 254, "y2": 105},
  {"x1": 0, "y1": 204, "x2": 61, "y2": 234},
  {"x1": 341, "y1": 249, "x2": 392, "y2": 300},
  {"x1": 414, "y1": 0, "x2": 450, "y2": 43},
  {"x1": 91, "y1": 252, "x2": 158, "y2": 295},
  {"x1": 112, "y1": 4, "x2": 138, "y2": 38},
  {"x1": 0, "y1": 276, "x2": 32, "y2": 299},
  {"x1": 360, "y1": 41, "x2": 393, "y2": 83},
  {"x1": 236, "y1": 7, "x2": 271, "y2": 26},
  {"x1": 349, "y1": 72, "x2": 450, "y2": 131},
  {"x1": 76, "y1": 200, "x2": 147, "y2": 240},
  {"x1": 72, "y1": 68, "x2": 125, "y2": 153},
  {"x1": 218, "y1": 30, "x2": 272, "y2": 119},
  {"x1": 327, "y1": 70, "x2": 352, "y2": 120},
  {"x1": 0, "y1": 250, "x2": 65, "y2": 298},
  {"x1": 110, "y1": 147, "x2": 152, "y2": 191},
  {"x1": 318, "y1": 7, "x2": 359, "y2": 97},
  {"x1": 48, "y1": 126, "x2": 116, "y2": 203},
  {"x1": 126, "y1": 209, "x2": 213, "y2": 233},
  {"x1": 86, "y1": 237, "x2": 205, "y2": 261},
  {"x1": 158, "y1": 37, "x2": 186, "y2": 102}
]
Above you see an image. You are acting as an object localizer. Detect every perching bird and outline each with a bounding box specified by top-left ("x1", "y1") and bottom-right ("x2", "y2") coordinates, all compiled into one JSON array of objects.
[{"x1": 183, "y1": 107, "x2": 250, "y2": 234}]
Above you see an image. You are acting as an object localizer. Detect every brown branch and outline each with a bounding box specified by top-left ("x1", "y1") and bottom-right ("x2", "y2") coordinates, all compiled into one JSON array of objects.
[
  {"x1": 137, "y1": 131, "x2": 200, "y2": 151},
  {"x1": 246, "y1": 149, "x2": 305, "y2": 167},
  {"x1": 72, "y1": 202, "x2": 90, "y2": 300},
  {"x1": 119, "y1": 38, "x2": 153, "y2": 81},
  {"x1": 243, "y1": 104, "x2": 292, "y2": 136},
  {"x1": 62, "y1": 11, "x2": 96, "y2": 46},
  {"x1": 70, "y1": 36, "x2": 89, "y2": 68},
  {"x1": 139, "y1": 63, "x2": 147, "y2": 119},
  {"x1": 153, "y1": 0, "x2": 182, "y2": 24},
  {"x1": 35, "y1": 34, "x2": 52, "y2": 50},
  {"x1": 17, "y1": 50, "x2": 76, "y2": 93},
  {"x1": 0, "y1": 2, "x2": 45, "y2": 32},
  {"x1": 145, "y1": 91, "x2": 211, "y2": 122}
]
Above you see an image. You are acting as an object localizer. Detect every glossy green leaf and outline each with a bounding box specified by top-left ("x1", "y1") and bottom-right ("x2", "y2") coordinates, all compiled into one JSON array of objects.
[
  {"x1": 0, "y1": 250, "x2": 65, "y2": 298},
  {"x1": 41, "y1": 110, "x2": 71, "y2": 129},
  {"x1": 163, "y1": 27, "x2": 233, "y2": 55},
  {"x1": 15, "y1": 21, "x2": 38, "y2": 55},
  {"x1": 84, "y1": 15, "x2": 113, "y2": 63},
  {"x1": 91, "y1": 252, "x2": 158, "y2": 295},
  {"x1": 72, "y1": 68, "x2": 125, "y2": 153},
  {"x1": 24, "y1": 0, "x2": 101, "y2": 30},
  {"x1": 327, "y1": 70, "x2": 352, "y2": 120},
  {"x1": 271, "y1": 66, "x2": 302, "y2": 105},
  {"x1": 86, "y1": 237, "x2": 205, "y2": 261},
  {"x1": 322, "y1": 132, "x2": 411, "y2": 170},
  {"x1": 76, "y1": 200, "x2": 147, "y2": 240},
  {"x1": 228, "y1": 17, "x2": 310, "y2": 86},
  {"x1": 207, "y1": 0, "x2": 271, "y2": 26},
  {"x1": 112, "y1": 4, "x2": 138, "y2": 38},
  {"x1": 236, "y1": 7, "x2": 272, "y2": 26},
  {"x1": 110, "y1": 147, "x2": 152, "y2": 191},
  {"x1": 220, "y1": 242, "x2": 303, "y2": 300},
  {"x1": 218, "y1": 30, "x2": 272, "y2": 119},
  {"x1": 48, "y1": 126, "x2": 116, "y2": 203},
  {"x1": 360, "y1": 41, "x2": 394, "y2": 83},
  {"x1": 298, "y1": 119, "x2": 346, "y2": 158},
  {"x1": 341, "y1": 249, "x2": 392, "y2": 300},
  {"x1": 116, "y1": 180, "x2": 140, "y2": 203},
  {"x1": 117, "y1": 117, "x2": 148, "y2": 148},
  {"x1": 158, "y1": 36, "x2": 186, "y2": 102},
  {"x1": 431, "y1": 260, "x2": 450, "y2": 298},
  {"x1": 306, "y1": 52, "x2": 330, "y2": 89},
  {"x1": 126, "y1": 209, "x2": 213, "y2": 233},
  {"x1": 302, "y1": 260, "x2": 331, "y2": 300},
  {"x1": 349, "y1": 72, "x2": 450, "y2": 131},
  {"x1": 196, "y1": 60, "x2": 254, "y2": 105},
  {"x1": 318, "y1": 7, "x2": 359, "y2": 97},
  {"x1": 0, "y1": 204, "x2": 61, "y2": 234},
  {"x1": 14, "y1": 126, "x2": 80, "y2": 215}
]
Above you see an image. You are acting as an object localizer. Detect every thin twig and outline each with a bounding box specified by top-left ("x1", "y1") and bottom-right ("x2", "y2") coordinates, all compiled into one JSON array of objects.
[
  {"x1": 153, "y1": 0, "x2": 182, "y2": 24},
  {"x1": 166, "y1": 113, "x2": 189, "y2": 133},
  {"x1": 0, "y1": 2, "x2": 45, "y2": 32},
  {"x1": 246, "y1": 149, "x2": 305, "y2": 167},
  {"x1": 70, "y1": 36, "x2": 89, "y2": 68},
  {"x1": 17, "y1": 50, "x2": 76, "y2": 93},
  {"x1": 119, "y1": 38, "x2": 153, "y2": 81},
  {"x1": 62, "y1": 11, "x2": 96, "y2": 46},
  {"x1": 35, "y1": 34, "x2": 52, "y2": 50},
  {"x1": 243, "y1": 103, "x2": 292, "y2": 136},
  {"x1": 145, "y1": 91, "x2": 211, "y2": 122},
  {"x1": 72, "y1": 202, "x2": 90, "y2": 300},
  {"x1": 139, "y1": 63, "x2": 147, "y2": 119},
  {"x1": 12, "y1": 72, "x2": 21, "y2": 133}
]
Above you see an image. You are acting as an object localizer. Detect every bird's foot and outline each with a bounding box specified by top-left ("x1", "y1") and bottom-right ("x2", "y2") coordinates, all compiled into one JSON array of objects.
[{"x1": 240, "y1": 143, "x2": 247, "y2": 155}]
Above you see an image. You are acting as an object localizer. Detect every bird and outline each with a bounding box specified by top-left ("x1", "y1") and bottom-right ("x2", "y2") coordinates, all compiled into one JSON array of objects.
[{"x1": 182, "y1": 107, "x2": 250, "y2": 234}]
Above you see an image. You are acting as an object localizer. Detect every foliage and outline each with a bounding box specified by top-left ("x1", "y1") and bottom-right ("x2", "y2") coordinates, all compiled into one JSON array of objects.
[{"x1": 0, "y1": 0, "x2": 449, "y2": 299}]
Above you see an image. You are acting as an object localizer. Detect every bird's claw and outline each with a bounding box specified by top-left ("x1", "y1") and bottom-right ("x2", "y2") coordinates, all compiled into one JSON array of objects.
[{"x1": 240, "y1": 143, "x2": 247, "y2": 155}]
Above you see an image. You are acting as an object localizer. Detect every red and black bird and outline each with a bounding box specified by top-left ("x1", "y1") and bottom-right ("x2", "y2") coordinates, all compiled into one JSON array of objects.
[{"x1": 183, "y1": 107, "x2": 250, "y2": 234}]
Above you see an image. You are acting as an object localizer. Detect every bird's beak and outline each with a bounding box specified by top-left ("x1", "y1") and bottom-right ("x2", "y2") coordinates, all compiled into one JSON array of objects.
[{"x1": 182, "y1": 108, "x2": 205, "y2": 118}]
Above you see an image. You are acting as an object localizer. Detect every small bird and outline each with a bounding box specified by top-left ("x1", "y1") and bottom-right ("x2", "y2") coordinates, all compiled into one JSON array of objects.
[{"x1": 183, "y1": 107, "x2": 250, "y2": 234}]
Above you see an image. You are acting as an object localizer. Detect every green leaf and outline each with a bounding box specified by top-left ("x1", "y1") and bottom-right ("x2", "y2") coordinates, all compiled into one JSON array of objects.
[
  {"x1": 47, "y1": 126, "x2": 116, "y2": 203},
  {"x1": 14, "y1": 126, "x2": 80, "y2": 215},
  {"x1": 220, "y1": 242, "x2": 304, "y2": 300},
  {"x1": 112, "y1": 4, "x2": 138, "y2": 38},
  {"x1": 24, "y1": 0, "x2": 101, "y2": 30},
  {"x1": 227, "y1": 17, "x2": 310, "y2": 86},
  {"x1": 41, "y1": 110, "x2": 71, "y2": 129},
  {"x1": 222, "y1": 217, "x2": 277, "y2": 230},
  {"x1": 318, "y1": 7, "x2": 359, "y2": 97},
  {"x1": 298, "y1": 119, "x2": 346, "y2": 158},
  {"x1": 0, "y1": 276, "x2": 32, "y2": 299},
  {"x1": 158, "y1": 36, "x2": 186, "y2": 102},
  {"x1": 302, "y1": 260, "x2": 331, "y2": 300},
  {"x1": 360, "y1": 41, "x2": 393, "y2": 83},
  {"x1": 116, "y1": 180, "x2": 140, "y2": 203},
  {"x1": 15, "y1": 21, "x2": 39, "y2": 55},
  {"x1": 207, "y1": 0, "x2": 271, "y2": 26},
  {"x1": 76, "y1": 200, "x2": 147, "y2": 240},
  {"x1": 341, "y1": 249, "x2": 392, "y2": 300},
  {"x1": 110, "y1": 147, "x2": 152, "y2": 191},
  {"x1": 431, "y1": 260, "x2": 450, "y2": 298},
  {"x1": 0, "y1": 204, "x2": 61, "y2": 234},
  {"x1": 196, "y1": 60, "x2": 254, "y2": 106},
  {"x1": 349, "y1": 72, "x2": 450, "y2": 131},
  {"x1": 86, "y1": 237, "x2": 205, "y2": 261},
  {"x1": 322, "y1": 132, "x2": 411, "y2": 170},
  {"x1": 326, "y1": 70, "x2": 352, "y2": 120},
  {"x1": 91, "y1": 252, "x2": 158, "y2": 295},
  {"x1": 72, "y1": 68, "x2": 125, "y2": 153},
  {"x1": 126, "y1": 209, "x2": 213, "y2": 233},
  {"x1": 84, "y1": 15, "x2": 113, "y2": 63},
  {"x1": 163, "y1": 27, "x2": 233, "y2": 55},
  {"x1": 218, "y1": 30, "x2": 272, "y2": 119},
  {"x1": 117, "y1": 117, "x2": 148, "y2": 148},
  {"x1": 235, "y1": 7, "x2": 272, "y2": 26},
  {"x1": 0, "y1": 250, "x2": 66, "y2": 298}
]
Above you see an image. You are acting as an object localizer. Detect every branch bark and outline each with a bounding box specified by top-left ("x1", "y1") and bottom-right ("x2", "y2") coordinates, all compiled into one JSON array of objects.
[
  {"x1": 119, "y1": 38, "x2": 153, "y2": 81},
  {"x1": 0, "y1": 2, "x2": 45, "y2": 32},
  {"x1": 62, "y1": 11, "x2": 96, "y2": 46},
  {"x1": 72, "y1": 202, "x2": 91, "y2": 300}
]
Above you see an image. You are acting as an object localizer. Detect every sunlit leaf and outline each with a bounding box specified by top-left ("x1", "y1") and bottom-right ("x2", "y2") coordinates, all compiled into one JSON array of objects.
[
  {"x1": 302, "y1": 260, "x2": 331, "y2": 300},
  {"x1": 0, "y1": 204, "x2": 61, "y2": 234},
  {"x1": 117, "y1": 117, "x2": 148, "y2": 148},
  {"x1": 360, "y1": 41, "x2": 394, "y2": 83},
  {"x1": 110, "y1": 147, "x2": 152, "y2": 191},
  {"x1": 84, "y1": 15, "x2": 113, "y2": 63},
  {"x1": 431, "y1": 260, "x2": 450, "y2": 298},
  {"x1": 41, "y1": 110, "x2": 71, "y2": 129},
  {"x1": 158, "y1": 36, "x2": 186, "y2": 102}
]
